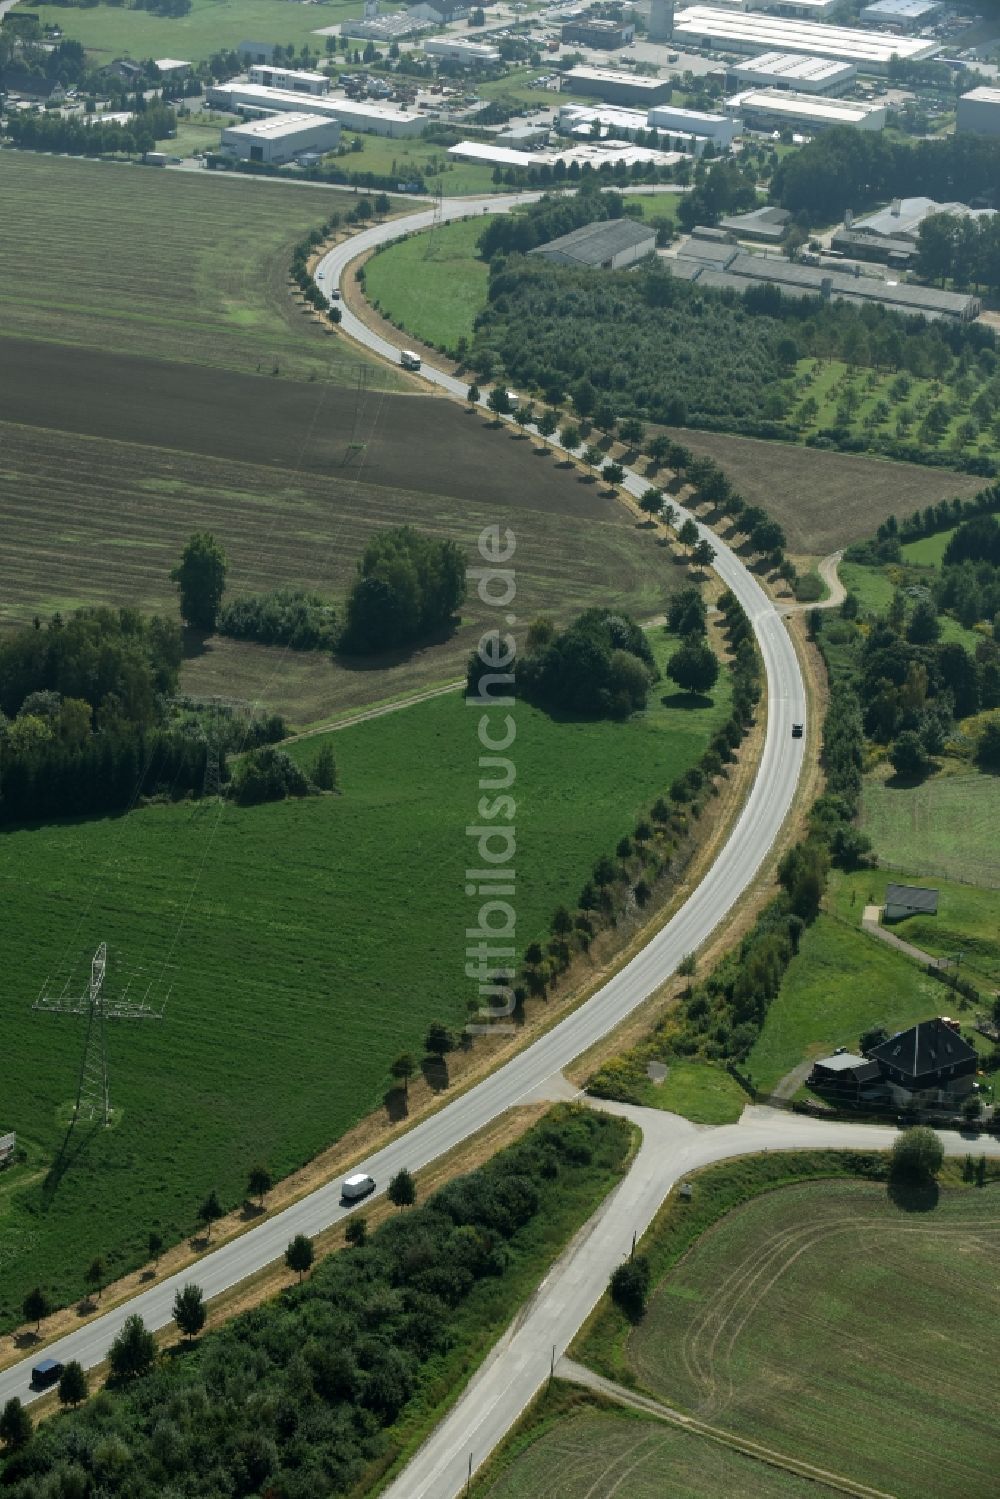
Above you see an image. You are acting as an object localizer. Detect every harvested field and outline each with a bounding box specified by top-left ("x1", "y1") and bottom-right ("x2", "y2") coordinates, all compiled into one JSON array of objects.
[
  {"x1": 0, "y1": 414, "x2": 666, "y2": 720},
  {"x1": 0, "y1": 340, "x2": 614, "y2": 518},
  {"x1": 477, "y1": 1400, "x2": 831, "y2": 1499},
  {"x1": 625, "y1": 1179, "x2": 1000, "y2": 1499},
  {"x1": 0, "y1": 152, "x2": 394, "y2": 385},
  {"x1": 664, "y1": 429, "x2": 981, "y2": 555}
]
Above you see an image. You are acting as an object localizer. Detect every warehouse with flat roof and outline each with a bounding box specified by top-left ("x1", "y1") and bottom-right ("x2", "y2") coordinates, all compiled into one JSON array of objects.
[
  {"x1": 957, "y1": 85, "x2": 1000, "y2": 137},
  {"x1": 727, "y1": 51, "x2": 857, "y2": 92},
  {"x1": 423, "y1": 37, "x2": 500, "y2": 63},
  {"x1": 671, "y1": 7, "x2": 940, "y2": 69},
  {"x1": 220, "y1": 112, "x2": 341, "y2": 164},
  {"x1": 559, "y1": 102, "x2": 719, "y2": 155},
  {"x1": 727, "y1": 87, "x2": 887, "y2": 131},
  {"x1": 647, "y1": 102, "x2": 739, "y2": 144},
  {"x1": 859, "y1": 0, "x2": 940, "y2": 28},
  {"x1": 248, "y1": 65, "x2": 330, "y2": 95},
  {"x1": 206, "y1": 83, "x2": 424, "y2": 137},
  {"x1": 563, "y1": 65, "x2": 674, "y2": 106}
]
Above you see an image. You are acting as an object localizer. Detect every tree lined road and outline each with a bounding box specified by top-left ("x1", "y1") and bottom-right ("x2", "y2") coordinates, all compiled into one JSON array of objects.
[
  {"x1": 1, "y1": 195, "x2": 806, "y2": 1413},
  {"x1": 385, "y1": 1099, "x2": 1000, "y2": 1499}
]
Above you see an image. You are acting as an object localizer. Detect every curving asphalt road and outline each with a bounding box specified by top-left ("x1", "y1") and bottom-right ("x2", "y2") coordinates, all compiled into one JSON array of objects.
[
  {"x1": 385, "y1": 1097, "x2": 1000, "y2": 1499},
  {"x1": 0, "y1": 196, "x2": 806, "y2": 1411}
]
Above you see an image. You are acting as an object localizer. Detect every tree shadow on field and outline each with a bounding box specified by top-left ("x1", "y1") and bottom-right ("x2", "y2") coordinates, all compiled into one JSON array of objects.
[
  {"x1": 421, "y1": 1056, "x2": 450, "y2": 1092},
  {"x1": 181, "y1": 625, "x2": 212, "y2": 661},
  {"x1": 661, "y1": 691, "x2": 713, "y2": 711},
  {"x1": 384, "y1": 1085, "x2": 409, "y2": 1122},
  {"x1": 240, "y1": 1200, "x2": 265, "y2": 1222},
  {"x1": 887, "y1": 1178, "x2": 940, "y2": 1213},
  {"x1": 334, "y1": 619, "x2": 459, "y2": 672},
  {"x1": 13, "y1": 1330, "x2": 41, "y2": 1350}
]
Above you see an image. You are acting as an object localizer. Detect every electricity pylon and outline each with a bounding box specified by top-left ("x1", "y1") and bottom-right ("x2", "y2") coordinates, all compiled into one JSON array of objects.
[{"x1": 33, "y1": 943, "x2": 163, "y2": 1127}]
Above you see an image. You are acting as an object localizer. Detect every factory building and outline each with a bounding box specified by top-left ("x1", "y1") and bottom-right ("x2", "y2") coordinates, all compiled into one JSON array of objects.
[
  {"x1": 563, "y1": 66, "x2": 675, "y2": 106},
  {"x1": 341, "y1": 11, "x2": 426, "y2": 40},
  {"x1": 647, "y1": 102, "x2": 740, "y2": 144},
  {"x1": 220, "y1": 112, "x2": 341, "y2": 164},
  {"x1": 859, "y1": 0, "x2": 940, "y2": 28},
  {"x1": 423, "y1": 37, "x2": 501, "y2": 63},
  {"x1": 849, "y1": 195, "x2": 994, "y2": 242},
  {"x1": 726, "y1": 50, "x2": 856, "y2": 93},
  {"x1": 447, "y1": 138, "x2": 680, "y2": 170},
  {"x1": 561, "y1": 17, "x2": 636, "y2": 48},
  {"x1": 248, "y1": 65, "x2": 330, "y2": 96},
  {"x1": 673, "y1": 252, "x2": 980, "y2": 319},
  {"x1": 727, "y1": 87, "x2": 886, "y2": 131},
  {"x1": 957, "y1": 85, "x2": 1000, "y2": 137},
  {"x1": 559, "y1": 103, "x2": 720, "y2": 157},
  {"x1": 206, "y1": 83, "x2": 425, "y2": 137},
  {"x1": 670, "y1": 7, "x2": 940, "y2": 70},
  {"x1": 528, "y1": 218, "x2": 657, "y2": 269}
]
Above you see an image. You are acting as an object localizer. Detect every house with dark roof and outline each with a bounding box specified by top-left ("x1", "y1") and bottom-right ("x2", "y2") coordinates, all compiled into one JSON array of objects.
[
  {"x1": 528, "y1": 218, "x2": 656, "y2": 271},
  {"x1": 869, "y1": 1018, "x2": 977, "y2": 1107},
  {"x1": 884, "y1": 883, "x2": 938, "y2": 922}
]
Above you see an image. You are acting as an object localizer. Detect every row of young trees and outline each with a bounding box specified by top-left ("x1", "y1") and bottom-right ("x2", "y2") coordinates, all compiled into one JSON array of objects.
[{"x1": 0, "y1": 1109, "x2": 629, "y2": 1497}]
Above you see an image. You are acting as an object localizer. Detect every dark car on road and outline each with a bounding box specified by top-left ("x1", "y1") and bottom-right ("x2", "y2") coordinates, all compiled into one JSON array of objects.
[
  {"x1": 31, "y1": 1358, "x2": 64, "y2": 1390},
  {"x1": 792, "y1": 723, "x2": 804, "y2": 739}
]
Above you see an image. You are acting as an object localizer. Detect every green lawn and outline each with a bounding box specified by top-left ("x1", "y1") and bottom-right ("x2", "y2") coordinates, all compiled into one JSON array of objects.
[
  {"x1": 12, "y1": 0, "x2": 368, "y2": 63},
  {"x1": 620, "y1": 1178, "x2": 1000, "y2": 1499},
  {"x1": 335, "y1": 131, "x2": 500, "y2": 196},
  {"x1": 745, "y1": 907, "x2": 944, "y2": 1094},
  {"x1": 828, "y1": 866, "x2": 1000, "y2": 990},
  {"x1": 626, "y1": 1060, "x2": 747, "y2": 1124},
  {"x1": 860, "y1": 770, "x2": 1000, "y2": 891},
  {"x1": 365, "y1": 215, "x2": 490, "y2": 350},
  {"x1": 0, "y1": 151, "x2": 394, "y2": 384},
  {"x1": 900, "y1": 528, "x2": 954, "y2": 566},
  {"x1": 0, "y1": 634, "x2": 729, "y2": 1329}
]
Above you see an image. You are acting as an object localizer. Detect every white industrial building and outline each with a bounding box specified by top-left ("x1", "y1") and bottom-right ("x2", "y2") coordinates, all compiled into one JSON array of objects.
[
  {"x1": 671, "y1": 7, "x2": 940, "y2": 69},
  {"x1": 859, "y1": 0, "x2": 940, "y2": 27},
  {"x1": 329, "y1": 98, "x2": 425, "y2": 137},
  {"x1": 206, "y1": 82, "x2": 425, "y2": 137},
  {"x1": 154, "y1": 57, "x2": 192, "y2": 78},
  {"x1": 957, "y1": 85, "x2": 1000, "y2": 137},
  {"x1": 447, "y1": 138, "x2": 680, "y2": 170},
  {"x1": 727, "y1": 51, "x2": 857, "y2": 93},
  {"x1": 559, "y1": 102, "x2": 650, "y2": 137},
  {"x1": 423, "y1": 37, "x2": 500, "y2": 63},
  {"x1": 220, "y1": 112, "x2": 341, "y2": 164},
  {"x1": 727, "y1": 88, "x2": 886, "y2": 131},
  {"x1": 248, "y1": 65, "x2": 330, "y2": 96},
  {"x1": 558, "y1": 104, "x2": 719, "y2": 156},
  {"x1": 647, "y1": 103, "x2": 740, "y2": 145}
]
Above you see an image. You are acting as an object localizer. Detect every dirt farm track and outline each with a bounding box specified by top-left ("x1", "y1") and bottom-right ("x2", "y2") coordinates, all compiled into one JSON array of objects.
[{"x1": 0, "y1": 337, "x2": 613, "y2": 520}]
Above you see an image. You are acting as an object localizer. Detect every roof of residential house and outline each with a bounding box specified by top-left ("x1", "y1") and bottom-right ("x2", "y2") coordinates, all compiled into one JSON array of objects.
[
  {"x1": 870, "y1": 1018, "x2": 976, "y2": 1080},
  {"x1": 885, "y1": 882, "x2": 939, "y2": 913},
  {"x1": 528, "y1": 217, "x2": 656, "y2": 265}
]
